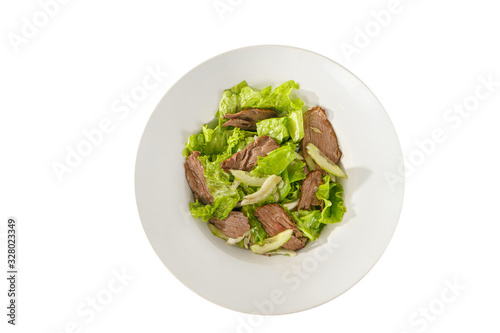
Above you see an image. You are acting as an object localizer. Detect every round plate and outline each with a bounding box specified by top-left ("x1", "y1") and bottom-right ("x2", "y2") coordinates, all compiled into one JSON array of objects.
[{"x1": 135, "y1": 45, "x2": 404, "y2": 314}]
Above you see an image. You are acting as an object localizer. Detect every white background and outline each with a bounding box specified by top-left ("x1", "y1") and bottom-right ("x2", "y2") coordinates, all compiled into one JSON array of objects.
[{"x1": 1, "y1": 0, "x2": 499, "y2": 332}]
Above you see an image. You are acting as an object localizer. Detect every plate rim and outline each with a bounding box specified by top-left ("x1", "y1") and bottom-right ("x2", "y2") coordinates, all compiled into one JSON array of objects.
[{"x1": 134, "y1": 44, "x2": 405, "y2": 315}]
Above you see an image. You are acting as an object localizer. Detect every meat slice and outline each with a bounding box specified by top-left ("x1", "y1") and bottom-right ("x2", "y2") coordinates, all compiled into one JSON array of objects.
[
  {"x1": 221, "y1": 136, "x2": 279, "y2": 172},
  {"x1": 184, "y1": 151, "x2": 213, "y2": 205},
  {"x1": 297, "y1": 170, "x2": 324, "y2": 211},
  {"x1": 210, "y1": 211, "x2": 250, "y2": 239},
  {"x1": 255, "y1": 204, "x2": 307, "y2": 251},
  {"x1": 222, "y1": 108, "x2": 278, "y2": 131},
  {"x1": 302, "y1": 107, "x2": 342, "y2": 164}
]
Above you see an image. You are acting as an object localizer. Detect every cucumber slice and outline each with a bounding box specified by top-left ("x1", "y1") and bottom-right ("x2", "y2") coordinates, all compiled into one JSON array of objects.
[
  {"x1": 304, "y1": 155, "x2": 316, "y2": 171},
  {"x1": 250, "y1": 229, "x2": 293, "y2": 255},
  {"x1": 207, "y1": 223, "x2": 229, "y2": 241},
  {"x1": 306, "y1": 143, "x2": 347, "y2": 179}
]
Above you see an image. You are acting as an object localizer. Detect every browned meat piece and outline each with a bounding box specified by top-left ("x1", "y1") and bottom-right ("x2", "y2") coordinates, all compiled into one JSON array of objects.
[
  {"x1": 220, "y1": 136, "x2": 279, "y2": 172},
  {"x1": 210, "y1": 211, "x2": 250, "y2": 239},
  {"x1": 297, "y1": 170, "x2": 324, "y2": 211},
  {"x1": 222, "y1": 108, "x2": 278, "y2": 131},
  {"x1": 184, "y1": 151, "x2": 213, "y2": 205},
  {"x1": 302, "y1": 107, "x2": 342, "y2": 164},
  {"x1": 255, "y1": 204, "x2": 307, "y2": 251}
]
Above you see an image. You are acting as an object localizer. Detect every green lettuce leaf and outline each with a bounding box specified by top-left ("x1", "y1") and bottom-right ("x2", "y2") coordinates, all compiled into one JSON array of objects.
[
  {"x1": 189, "y1": 200, "x2": 216, "y2": 222},
  {"x1": 258, "y1": 80, "x2": 304, "y2": 117},
  {"x1": 184, "y1": 121, "x2": 255, "y2": 158},
  {"x1": 278, "y1": 169, "x2": 291, "y2": 201},
  {"x1": 192, "y1": 153, "x2": 241, "y2": 221},
  {"x1": 293, "y1": 210, "x2": 325, "y2": 241},
  {"x1": 226, "y1": 127, "x2": 256, "y2": 154},
  {"x1": 316, "y1": 175, "x2": 346, "y2": 224},
  {"x1": 287, "y1": 160, "x2": 307, "y2": 183},
  {"x1": 183, "y1": 132, "x2": 205, "y2": 157},
  {"x1": 201, "y1": 124, "x2": 232, "y2": 156},
  {"x1": 283, "y1": 182, "x2": 301, "y2": 203},
  {"x1": 256, "y1": 117, "x2": 290, "y2": 143},
  {"x1": 248, "y1": 217, "x2": 268, "y2": 244},
  {"x1": 217, "y1": 81, "x2": 249, "y2": 118},
  {"x1": 287, "y1": 109, "x2": 305, "y2": 142},
  {"x1": 239, "y1": 85, "x2": 272, "y2": 109},
  {"x1": 241, "y1": 205, "x2": 269, "y2": 244},
  {"x1": 217, "y1": 80, "x2": 304, "y2": 119},
  {"x1": 252, "y1": 145, "x2": 295, "y2": 176}
]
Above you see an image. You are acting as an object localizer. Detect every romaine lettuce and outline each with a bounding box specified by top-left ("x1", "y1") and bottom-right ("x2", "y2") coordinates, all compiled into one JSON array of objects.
[
  {"x1": 242, "y1": 206, "x2": 269, "y2": 244},
  {"x1": 294, "y1": 210, "x2": 325, "y2": 241},
  {"x1": 316, "y1": 175, "x2": 346, "y2": 223},
  {"x1": 217, "y1": 81, "x2": 248, "y2": 117},
  {"x1": 217, "y1": 80, "x2": 304, "y2": 119},
  {"x1": 258, "y1": 80, "x2": 304, "y2": 116},
  {"x1": 287, "y1": 160, "x2": 307, "y2": 184},
  {"x1": 286, "y1": 109, "x2": 304, "y2": 142},
  {"x1": 196, "y1": 153, "x2": 241, "y2": 220},
  {"x1": 183, "y1": 132, "x2": 205, "y2": 157},
  {"x1": 278, "y1": 169, "x2": 291, "y2": 201},
  {"x1": 252, "y1": 145, "x2": 295, "y2": 176},
  {"x1": 185, "y1": 80, "x2": 346, "y2": 253},
  {"x1": 256, "y1": 117, "x2": 290, "y2": 143}
]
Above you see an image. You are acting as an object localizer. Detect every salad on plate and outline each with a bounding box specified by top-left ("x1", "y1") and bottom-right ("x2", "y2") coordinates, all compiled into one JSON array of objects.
[{"x1": 183, "y1": 80, "x2": 347, "y2": 256}]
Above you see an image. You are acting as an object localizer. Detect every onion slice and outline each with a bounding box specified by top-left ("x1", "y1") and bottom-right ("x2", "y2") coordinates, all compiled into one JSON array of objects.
[
  {"x1": 282, "y1": 199, "x2": 300, "y2": 211},
  {"x1": 230, "y1": 170, "x2": 269, "y2": 187},
  {"x1": 226, "y1": 230, "x2": 251, "y2": 245},
  {"x1": 240, "y1": 175, "x2": 282, "y2": 206}
]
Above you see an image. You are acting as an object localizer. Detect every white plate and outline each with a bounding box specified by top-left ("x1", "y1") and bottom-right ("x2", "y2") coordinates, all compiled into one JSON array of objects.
[{"x1": 135, "y1": 45, "x2": 404, "y2": 314}]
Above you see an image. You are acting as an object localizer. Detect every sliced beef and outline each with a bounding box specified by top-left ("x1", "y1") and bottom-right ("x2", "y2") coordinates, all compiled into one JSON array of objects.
[
  {"x1": 221, "y1": 136, "x2": 279, "y2": 172},
  {"x1": 302, "y1": 107, "x2": 342, "y2": 164},
  {"x1": 184, "y1": 151, "x2": 213, "y2": 205},
  {"x1": 222, "y1": 108, "x2": 278, "y2": 131},
  {"x1": 255, "y1": 204, "x2": 307, "y2": 251},
  {"x1": 297, "y1": 170, "x2": 325, "y2": 211},
  {"x1": 210, "y1": 211, "x2": 250, "y2": 239}
]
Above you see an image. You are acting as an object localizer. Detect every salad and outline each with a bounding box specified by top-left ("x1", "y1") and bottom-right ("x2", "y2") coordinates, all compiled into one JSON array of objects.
[{"x1": 183, "y1": 80, "x2": 347, "y2": 256}]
